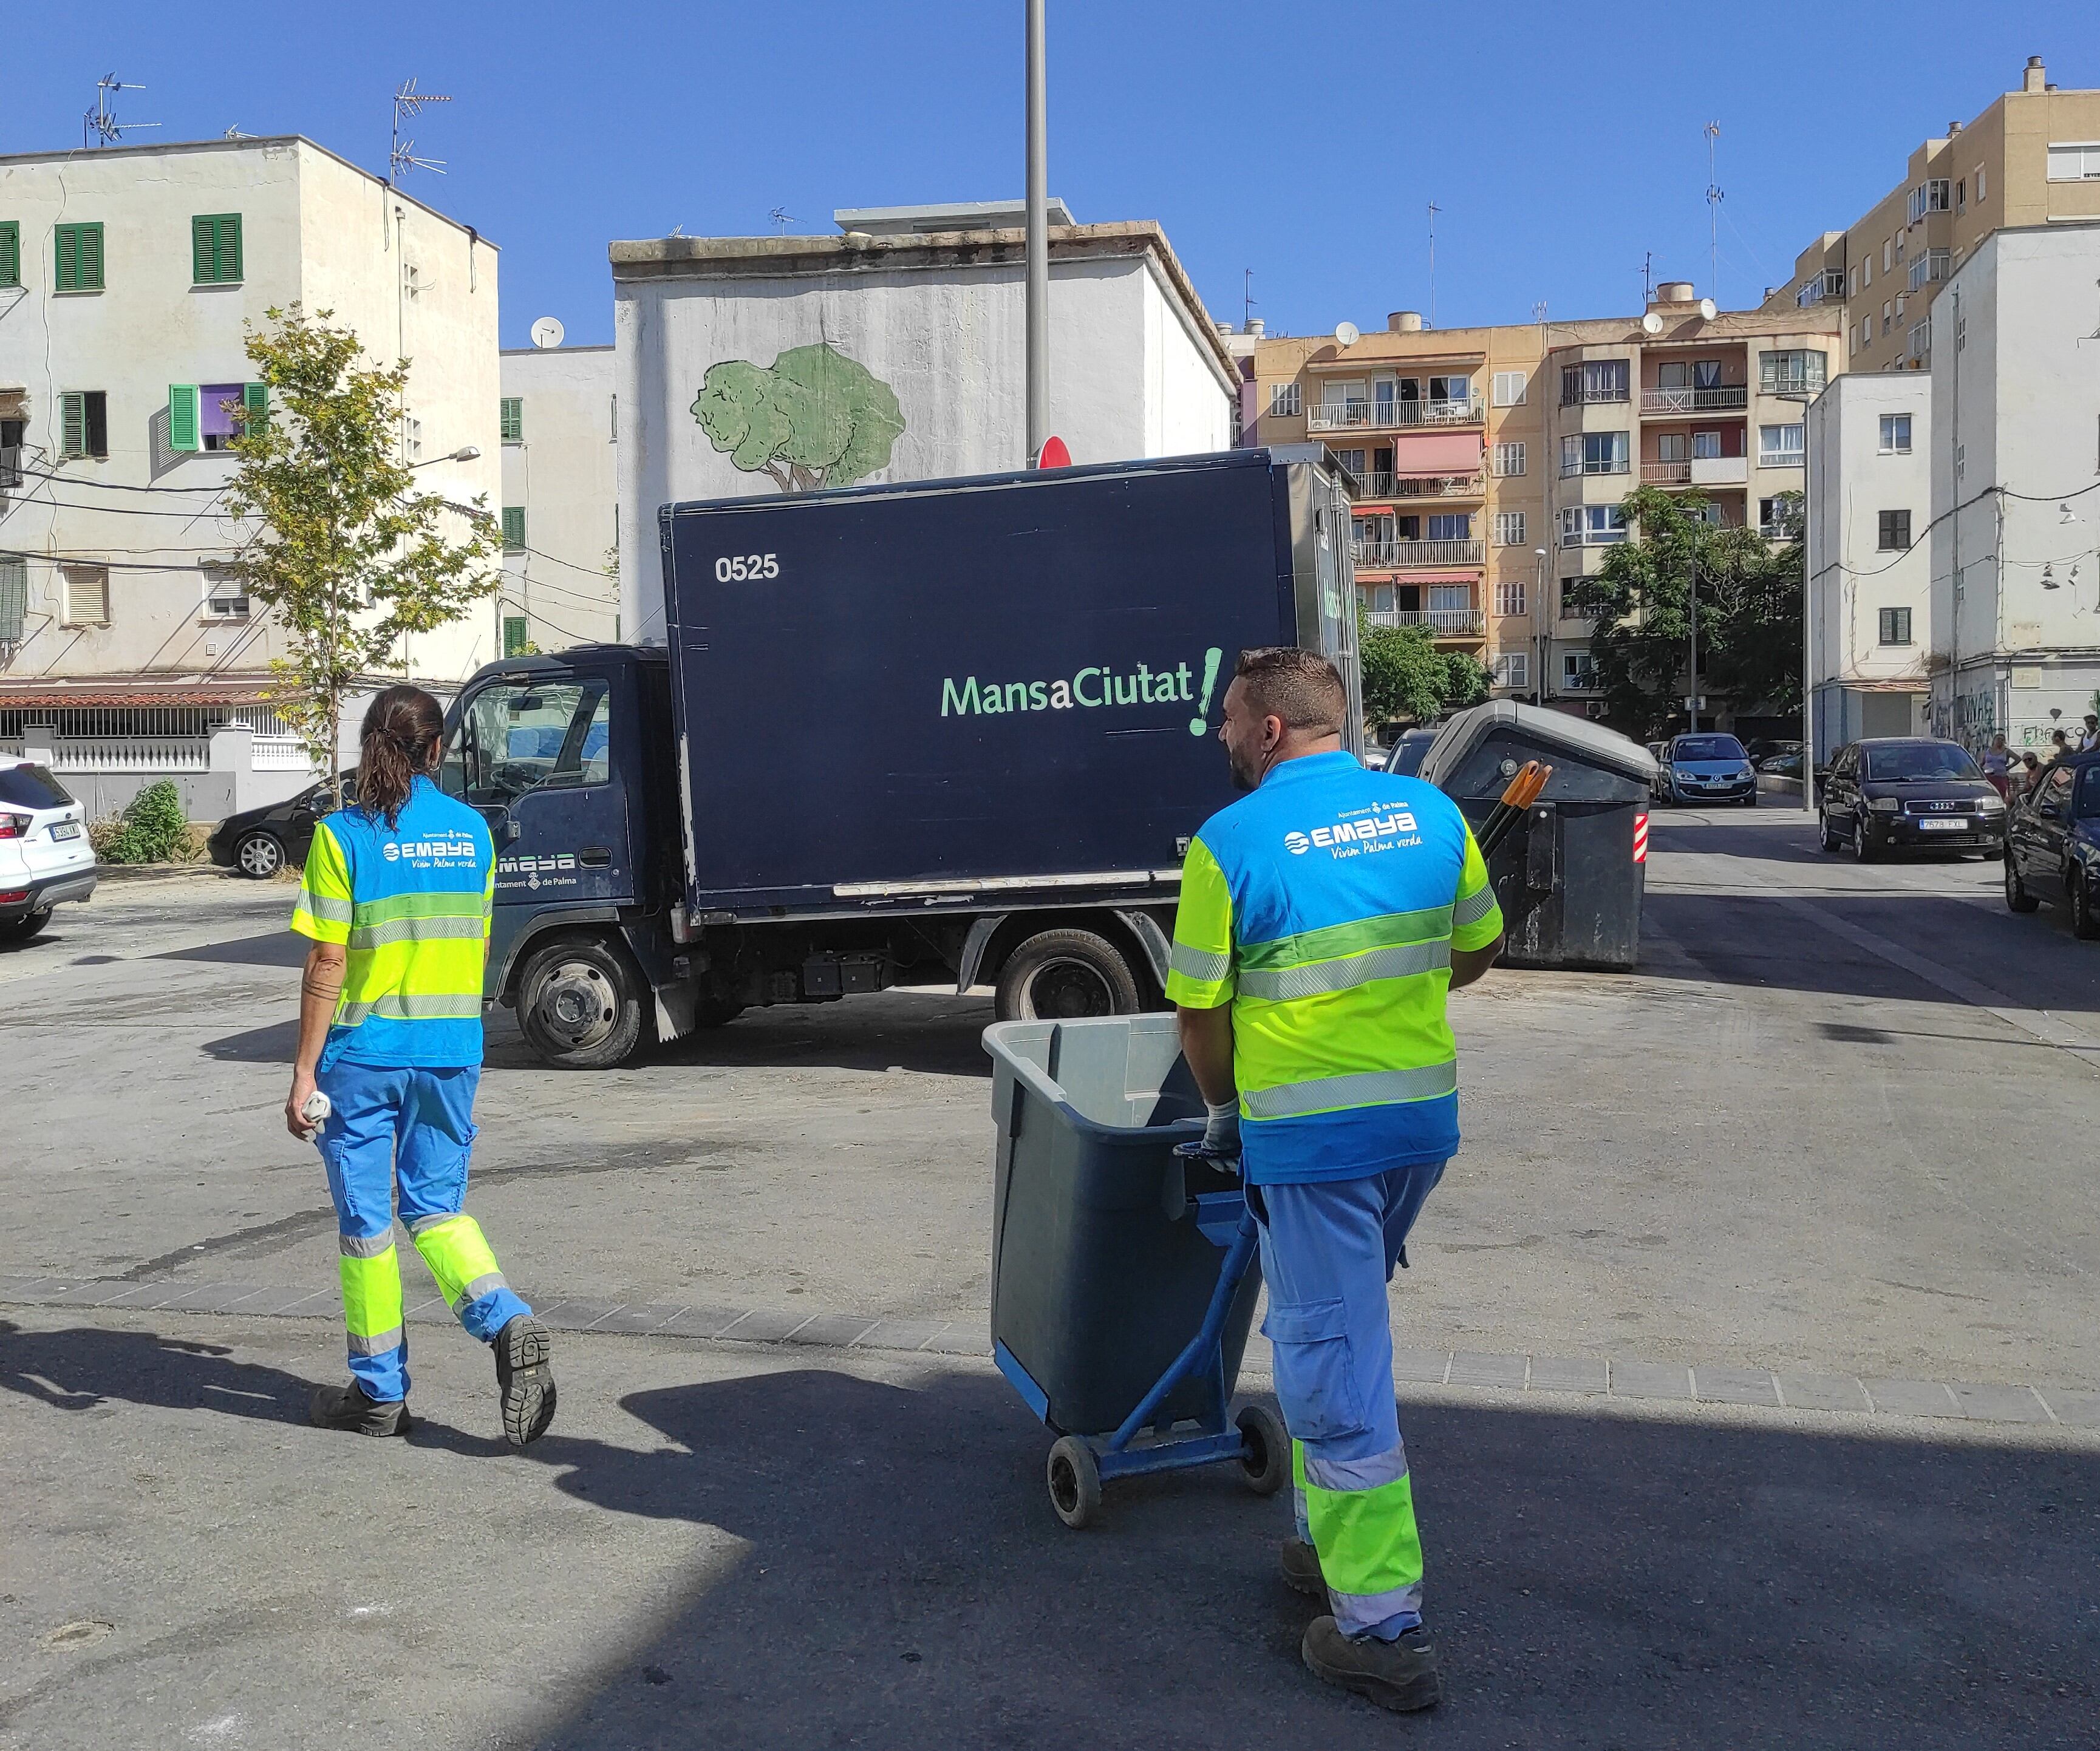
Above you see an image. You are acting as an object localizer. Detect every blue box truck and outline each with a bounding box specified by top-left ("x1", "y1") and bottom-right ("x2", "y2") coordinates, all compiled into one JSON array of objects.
[{"x1": 437, "y1": 449, "x2": 1360, "y2": 1067}]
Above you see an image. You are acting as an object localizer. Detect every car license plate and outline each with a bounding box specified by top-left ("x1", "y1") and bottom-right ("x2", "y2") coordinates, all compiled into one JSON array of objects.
[
  {"x1": 50, "y1": 820, "x2": 81, "y2": 840},
  {"x1": 1917, "y1": 819, "x2": 1965, "y2": 832}
]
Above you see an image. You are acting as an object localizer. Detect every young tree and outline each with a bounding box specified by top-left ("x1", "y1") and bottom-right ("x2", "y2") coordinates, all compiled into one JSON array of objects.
[
  {"x1": 223, "y1": 306, "x2": 502, "y2": 802},
  {"x1": 1359, "y1": 615, "x2": 1491, "y2": 727},
  {"x1": 690, "y1": 342, "x2": 907, "y2": 492},
  {"x1": 1572, "y1": 484, "x2": 1799, "y2": 738}
]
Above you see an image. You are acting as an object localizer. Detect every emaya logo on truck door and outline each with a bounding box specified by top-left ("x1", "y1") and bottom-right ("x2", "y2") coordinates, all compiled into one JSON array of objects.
[{"x1": 941, "y1": 648, "x2": 1226, "y2": 736}]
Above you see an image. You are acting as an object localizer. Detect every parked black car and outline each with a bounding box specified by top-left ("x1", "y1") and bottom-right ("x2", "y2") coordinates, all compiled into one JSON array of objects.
[
  {"x1": 205, "y1": 773, "x2": 355, "y2": 879},
  {"x1": 1818, "y1": 738, "x2": 2004, "y2": 861},
  {"x1": 1382, "y1": 727, "x2": 1440, "y2": 777},
  {"x1": 2003, "y1": 751, "x2": 2100, "y2": 937}
]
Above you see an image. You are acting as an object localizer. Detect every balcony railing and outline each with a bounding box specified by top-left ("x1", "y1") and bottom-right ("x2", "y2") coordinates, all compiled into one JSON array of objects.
[
  {"x1": 1349, "y1": 471, "x2": 1486, "y2": 500},
  {"x1": 1641, "y1": 460, "x2": 1692, "y2": 485},
  {"x1": 1353, "y1": 539, "x2": 1486, "y2": 568},
  {"x1": 1560, "y1": 385, "x2": 1631, "y2": 406},
  {"x1": 1309, "y1": 396, "x2": 1484, "y2": 433},
  {"x1": 1559, "y1": 457, "x2": 1632, "y2": 479},
  {"x1": 1757, "y1": 449, "x2": 1806, "y2": 469},
  {"x1": 1643, "y1": 456, "x2": 1751, "y2": 486},
  {"x1": 1640, "y1": 385, "x2": 1749, "y2": 415},
  {"x1": 1760, "y1": 377, "x2": 1822, "y2": 400},
  {"x1": 1365, "y1": 608, "x2": 1487, "y2": 637}
]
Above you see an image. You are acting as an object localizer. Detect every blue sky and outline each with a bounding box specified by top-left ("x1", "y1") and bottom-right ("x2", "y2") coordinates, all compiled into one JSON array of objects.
[{"x1": 8, "y1": 2, "x2": 2096, "y2": 348}]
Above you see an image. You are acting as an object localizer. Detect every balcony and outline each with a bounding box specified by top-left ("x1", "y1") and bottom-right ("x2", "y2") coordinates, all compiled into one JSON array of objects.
[
  {"x1": 1560, "y1": 385, "x2": 1631, "y2": 407},
  {"x1": 1350, "y1": 471, "x2": 1486, "y2": 501},
  {"x1": 1643, "y1": 456, "x2": 1748, "y2": 487},
  {"x1": 1353, "y1": 539, "x2": 1486, "y2": 570},
  {"x1": 1639, "y1": 385, "x2": 1748, "y2": 415},
  {"x1": 1641, "y1": 460, "x2": 1691, "y2": 486},
  {"x1": 1308, "y1": 396, "x2": 1485, "y2": 433},
  {"x1": 1559, "y1": 458, "x2": 1631, "y2": 480},
  {"x1": 1365, "y1": 608, "x2": 1487, "y2": 638},
  {"x1": 1757, "y1": 449, "x2": 1805, "y2": 471}
]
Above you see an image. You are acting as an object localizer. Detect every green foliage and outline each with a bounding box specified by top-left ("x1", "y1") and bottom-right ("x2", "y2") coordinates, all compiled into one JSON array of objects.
[
  {"x1": 221, "y1": 305, "x2": 503, "y2": 800},
  {"x1": 1575, "y1": 486, "x2": 1802, "y2": 739},
  {"x1": 1358, "y1": 614, "x2": 1492, "y2": 726},
  {"x1": 100, "y1": 781, "x2": 191, "y2": 864},
  {"x1": 691, "y1": 343, "x2": 906, "y2": 492}
]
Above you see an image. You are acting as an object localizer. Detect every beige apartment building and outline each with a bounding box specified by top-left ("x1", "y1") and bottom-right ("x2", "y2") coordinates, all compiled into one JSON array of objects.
[
  {"x1": 1252, "y1": 289, "x2": 1842, "y2": 718},
  {"x1": 1765, "y1": 55, "x2": 2100, "y2": 373}
]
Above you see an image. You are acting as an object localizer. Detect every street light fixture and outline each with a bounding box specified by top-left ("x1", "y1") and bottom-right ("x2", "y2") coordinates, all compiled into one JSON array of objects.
[{"x1": 411, "y1": 445, "x2": 480, "y2": 467}]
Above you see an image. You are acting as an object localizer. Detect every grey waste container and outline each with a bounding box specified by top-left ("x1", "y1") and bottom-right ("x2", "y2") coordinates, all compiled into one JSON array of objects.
[
  {"x1": 984, "y1": 1014, "x2": 1263, "y2": 1438},
  {"x1": 1418, "y1": 701, "x2": 1660, "y2": 971}
]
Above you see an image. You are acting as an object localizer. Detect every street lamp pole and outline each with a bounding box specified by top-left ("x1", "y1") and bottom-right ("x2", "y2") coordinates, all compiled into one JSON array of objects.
[
  {"x1": 1024, "y1": 0, "x2": 1049, "y2": 463},
  {"x1": 1687, "y1": 551, "x2": 1699, "y2": 735},
  {"x1": 1779, "y1": 386, "x2": 1815, "y2": 812}
]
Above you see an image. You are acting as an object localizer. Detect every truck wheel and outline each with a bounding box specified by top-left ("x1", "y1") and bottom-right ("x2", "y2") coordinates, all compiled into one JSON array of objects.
[
  {"x1": 517, "y1": 937, "x2": 646, "y2": 1068},
  {"x1": 995, "y1": 928, "x2": 1142, "y2": 1022}
]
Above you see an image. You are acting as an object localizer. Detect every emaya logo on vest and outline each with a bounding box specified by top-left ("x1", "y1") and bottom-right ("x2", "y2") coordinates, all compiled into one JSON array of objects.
[
  {"x1": 1284, "y1": 811, "x2": 1420, "y2": 858},
  {"x1": 939, "y1": 649, "x2": 1227, "y2": 736},
  {"x1": 381, "y1": 837, "x2": 479, "y2": 865}
]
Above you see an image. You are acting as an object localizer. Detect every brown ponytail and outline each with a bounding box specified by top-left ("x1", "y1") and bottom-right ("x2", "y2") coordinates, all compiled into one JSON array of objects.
[{"x1": 358, "y1": 685, "x2": 446, "y2": 829}]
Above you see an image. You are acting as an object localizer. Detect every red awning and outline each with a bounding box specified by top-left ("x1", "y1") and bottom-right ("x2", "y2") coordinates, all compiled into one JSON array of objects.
[
  {"x1": 1387, "y1": 432, "x2": 1483, "y2": 473},
  {"x1": 1386, "y1": 571, "x2": 1478, "y2": 585}
]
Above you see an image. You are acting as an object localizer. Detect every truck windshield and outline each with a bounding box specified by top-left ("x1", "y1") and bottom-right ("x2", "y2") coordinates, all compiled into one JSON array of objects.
[{"x1": 443, "y1": 679, "x2": 611, "y2": 806}]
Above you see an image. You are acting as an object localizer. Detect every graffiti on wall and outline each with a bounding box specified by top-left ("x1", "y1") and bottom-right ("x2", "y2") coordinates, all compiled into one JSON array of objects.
[{"x1": 690, "y1": 342, "x2": 906, "y2": 494}]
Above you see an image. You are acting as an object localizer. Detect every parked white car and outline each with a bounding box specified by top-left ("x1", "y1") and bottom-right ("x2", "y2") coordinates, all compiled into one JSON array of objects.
[{"x1": 0, "y1": 757, "x2": 97, "y2": 943}]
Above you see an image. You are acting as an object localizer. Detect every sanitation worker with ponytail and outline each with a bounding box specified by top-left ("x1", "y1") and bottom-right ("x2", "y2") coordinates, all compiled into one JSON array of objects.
[
  {"x1": 285, "y1": 685, "x2": 556, "y2": 1446},
  {"x1": 1167, "y1": 648, "x2": 1502, "y2": 1713}
]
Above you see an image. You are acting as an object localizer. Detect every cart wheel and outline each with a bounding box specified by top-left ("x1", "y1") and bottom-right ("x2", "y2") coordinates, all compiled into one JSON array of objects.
[
  {"x1": 1235, "y1": 1404, "x2": 1289, "y2": 1497},
  {"x1": 1046, "y1": 1436, "x2": 1102, "y2": 1529}
]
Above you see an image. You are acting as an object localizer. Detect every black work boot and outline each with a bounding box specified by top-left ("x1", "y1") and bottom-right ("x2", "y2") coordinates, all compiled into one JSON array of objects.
[
  {"x1": 1280, "y1": 1536, "x2": 1324, "y2": 1596},
  {"x1": 310, "y1": 1381, "x2": 412, "y2": 1438},
  {"x1": 495, "y1": 1315, "x2": 556, "y2": 1449},
  {"x1": 1301, "y1": 1616, "x2": 1442, "y2": 1713}
]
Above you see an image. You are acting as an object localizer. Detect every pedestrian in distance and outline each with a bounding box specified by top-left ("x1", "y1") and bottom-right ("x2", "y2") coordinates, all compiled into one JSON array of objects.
[
  {"x1": 1983, "y1": 733, "x2": 2011, "y2": 800},
  {"x1": 2016, "y1": 750, "x2": 2043, "y2": 797},
  {"x1": 286, "y1": 685, "x2": 556, "y2": 1446},
  {"x1": 1166, "y1": 648, "x2": 1504, "y2": 1715},
  {"x1": 2050, "y1": 729, "x2": 2072, "y2": 764},
  {"x1": 2081, "y1": 713, "x2": 2099, "y2": 753}
]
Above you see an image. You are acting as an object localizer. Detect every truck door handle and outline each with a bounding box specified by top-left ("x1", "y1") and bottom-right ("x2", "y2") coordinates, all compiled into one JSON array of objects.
[{"x1": 580, "y1": 845, "x2": 612, "y2": 866}]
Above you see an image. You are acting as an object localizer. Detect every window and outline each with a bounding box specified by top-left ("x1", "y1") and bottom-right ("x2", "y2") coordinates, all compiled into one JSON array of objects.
[
  {"x1": 1977, "y1": 167, "x2": 1986, "y2": 202},
  {"x1": 168, "y1": 383, "x2": 262, "y2": 454},
  {"x1": 1559, "y1": 505, "x2": 1628, "y2": 546},
  {"x1": 1691, "y1": 429, "x2": 1723, "y2": 460},
  {"x1": 1877, "y1": 509, "x2": 1912, "y2": 551},
  {"x1": 1848, "y1": 266, "x2": 1859, "y2": 296},
  {"x1": 501, "y1": 506, "x2": 527, "y2": 552},
  {"x1": 2046, "y1": 143, "x2": 2100, "y2": 183},
  {"x1": 1561, "y1": 360, "x2": 1629, "y2": 404},
  {"x1": 500, "y1": 398, "x2": 523, "y2": 443},
  {"x1": 405, "y1": 417, "x2": 424, "y2": 463},
  {"x1": 1491, "y1": 370, "x2": 1528, "y2": 407},
  {"x1": 1907, "y1": 248, "x2": 1950, "y2": 291},
  {"x1": 610, "y1": 393, "x2": 617, "y2": 441},
  {"x1": 1559, "y1": 576, "x2": 1592, "y2": 618},
  {"x1": 60, "y1": 391, "x2": 109, "y2": 459},
  {"x1": 1906, "y1": 180, "x2": 1951, "y2": 223},
  {"x1": 1956, "y1": 179, "x2": 1966, "y2": 214},
  {"x1": 1494, "y1": 511, "x2": 1527, "y2": 546},
  {"x1": 0, "y1": 222, "x2": 18, "y2": 288},
  {"x1": 1882, "y1": 240, "x2": 1893, "y2": 274},
  {"x1": 1562, "y1": 650, "x2": 1598, "y2": 689},
  {"x1": 1493, "y1": 579, "x2": 1527, "y2": 616},
  {"x1": 1493, "y1": 650, "x2": 1529, "y2": 689},
  {"x1": 1428, "y1": 374, "x2": 1470, "y2": 405},
  {"x1": 1862, "y1": 254, "x2": 1872, "y2": 288},
  {"x1": 61, "y1": 565, "x2": 109, "y2": 627},
  {"x1": 1759, "y1": 350, "x2": 1827, "y2": 395},
  {"x1": 1269, "y1": 382, "x2": 1301, "y2": 418},
  {"x1": 1878, "y1": 606, "x2": 1914, "y2": 645},
  {"x1": 1760, "y1": 495, "x2": 1802, "y2": 539},
  {"x1": 53, "y1": 222, "x2": 104, "y2": 291},
  {"x1": 1334, "y1": 447, "x2": 1367, "y2": 478},
  {"x1": 503, "y1": 616, "x2": 530, "y2": 658},
  {"x1": 1881, "y1": 302, "x2": 1892, "y2": 336},
  {"x1": 1427, "y1": 512, "x2": 1471, "y2": 541},
  {"x1": 1428, "y1": 583, "x2": 1471, "y2": 614},
  {"x1": 1492, "y1": 441, "x2": 1526, "y2": 477},
  {"x1": 191, "y1": 214, "x2": 242, "y2": 284},
  {"x1": 1759, "y1": 423, "x2": 1805, "y2": 467},
  {"x1": 1909, "y1": 320, "x2": 1932, "y2": 361},
  {"x1": 201, "y1": 567, "x2": 249, "y2": 620},
  {"x1": 443, "y1": 677, "x2": 613, "y2": 807},
  {"x1": 1657, "y1": 432, "x2": 1688, "y2": 464},
  {"x1": 0, "y1": 554, "x2": 25, "y2": 643},
  {"x1": 1560, "y1": 431, "x2": 1629, "y2": 476}
]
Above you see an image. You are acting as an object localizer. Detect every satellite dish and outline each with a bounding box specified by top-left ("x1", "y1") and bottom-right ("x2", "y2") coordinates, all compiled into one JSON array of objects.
[
  {"x1": 1698, "y1": 298, "x2": 1717, "y2": 321},
  {"x1": 530, "y1": 316, "x2": 565, "y2": 350},
  {"x1": 1641, "y1": 311, "x2": 1663, "y2": 335},
  {"x1": 1334, "y1": 321, "x2": 1360, "y2": 348}
]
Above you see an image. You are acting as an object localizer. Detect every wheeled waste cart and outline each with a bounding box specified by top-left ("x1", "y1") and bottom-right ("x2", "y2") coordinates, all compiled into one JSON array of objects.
[{"x1": 983, "y1": 1014, "x2": 1288, "y2": 1528}]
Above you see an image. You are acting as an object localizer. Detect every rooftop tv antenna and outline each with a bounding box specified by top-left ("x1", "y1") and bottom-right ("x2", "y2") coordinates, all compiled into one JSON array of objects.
[
  {"x1": 83, "y1": 75, "x2": 159, "y2": 149},
  {"x1": 768, "y1": 206, "x2": 797, "y2": 231},
  {"x1": 1427, "y1": 200, "x2": 1441, "y2": 328},
  {"x1": 1704, "y1": 121, "x2": 1723, "y2": 305},
  {"x1": 389, "y1": 78, "x2": 453, "y2": 183},
  {"x1": 1244, "y1": 268, "x2": 1256, "y2": 333}
]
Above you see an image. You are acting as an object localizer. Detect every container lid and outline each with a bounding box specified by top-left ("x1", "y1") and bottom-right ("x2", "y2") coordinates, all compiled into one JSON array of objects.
[{"x1": 1418, "y1": 700, "x2": 1659, "y2": 790}]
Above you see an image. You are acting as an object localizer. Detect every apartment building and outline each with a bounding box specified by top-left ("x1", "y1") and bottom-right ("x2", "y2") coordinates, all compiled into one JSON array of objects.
[
  {"x1": 1805, "y1": 373, "x2": 1933, "y2": 749},
  {"x1": 1767, "y1": 55, "x2": 2100, "y2": 375},
  {"x1": 0, "y1": 136, "x2": 500, "y2": 813},
  {"x1": 498, "y1": 342, "x2": 619, "y2": 652},
  {"x1": 1251, "y1": 288, "x2": 1841, "y2": 719}
]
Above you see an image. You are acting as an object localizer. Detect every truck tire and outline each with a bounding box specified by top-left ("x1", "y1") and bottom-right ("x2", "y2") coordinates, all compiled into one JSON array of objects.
[
  {"x1": 517, "y1": 936, "x2": 646, "y2": 1069},
  {"x1": 995, "y1": 928, "x2": 1142, "y2": 1022}
]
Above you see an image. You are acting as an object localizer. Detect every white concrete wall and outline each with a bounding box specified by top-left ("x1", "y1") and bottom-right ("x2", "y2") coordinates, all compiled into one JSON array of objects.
[
  {"x1": 616, "y1": 247, "x2": 1232, "y2": 644},
  {"x1": 499, "y1": 345, "x2": 619, "y2": 649}
]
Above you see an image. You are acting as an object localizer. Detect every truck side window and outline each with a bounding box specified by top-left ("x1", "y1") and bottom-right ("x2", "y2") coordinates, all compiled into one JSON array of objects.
[
  {"x1": 443, "y1": 679, "x2": 611, "y2": 806},
  {"x1": 2078, "y1": 766, "x2": 2100, "y2": 818}
]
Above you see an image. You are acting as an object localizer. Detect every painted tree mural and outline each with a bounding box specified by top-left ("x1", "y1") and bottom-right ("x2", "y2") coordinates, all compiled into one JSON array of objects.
[{"x1": 690, "y1": 342, "x2": 905, "y2": 493}]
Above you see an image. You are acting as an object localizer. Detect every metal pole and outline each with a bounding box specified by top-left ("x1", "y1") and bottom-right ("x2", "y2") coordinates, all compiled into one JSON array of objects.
[
  {"x1": 1688, "y1": 551, "x2": 1699, "y2": 734},
  {"x1": 1024, "y1": 0, "x2": 1049, "y2": 463},
  {"x1": 1801, "y1": 397, "x2": 1815, "y2": 812}
]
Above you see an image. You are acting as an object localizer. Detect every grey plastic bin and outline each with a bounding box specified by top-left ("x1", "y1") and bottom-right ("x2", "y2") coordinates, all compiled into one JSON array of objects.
[{"x1": 984, "y1": 1015, "x2": 1263, "y2": 1438}]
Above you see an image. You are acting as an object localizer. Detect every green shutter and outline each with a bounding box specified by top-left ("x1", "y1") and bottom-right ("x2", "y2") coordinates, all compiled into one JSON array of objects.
[
  {"x1": 503, "y1": 616, "x2": 528, "y2": 657},
  {"x1": 191, "y1": 214, "x2": 241, "y2": 282},
  {"x1": 60, "y1": 392, "x2": 86, "y2": 457},
  {"x1": 500, "y1": 398, "x2": 523, "y2": 443},
  {"x1": 217, "y1": 214, "x2": 242, "y2": 282},
  {"x1": 168, "y1": 385, "x2": 200, "y2": 452},
  {"x1": 192, "y1": 216, "x2": 215, "y2": 284},
  {"x1": 55, "y1": 223, "x2": 104, "y2": 291},
  {"x1": 0, "y1": 554, "x2": 26, "y2": 644},
  {"x1": 55, "y1": 225, "x2": 77, "y2": 291},
  {"x1": 242, "y1": 381, "x2": 269, "y2": 432},
  {"x1": 0, "y1": 222, "x2": 19, "y2": 288},
  {"x1": 501, "y1": 506, "x2": 527, "y2": 551}
]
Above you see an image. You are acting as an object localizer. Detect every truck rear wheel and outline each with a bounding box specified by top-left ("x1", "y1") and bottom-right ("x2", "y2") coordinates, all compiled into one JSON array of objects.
[
  {"x1": 517, "y1": 936, "x2": 646, "y2": 1069},
  {"x1": 995, "y1": 928, "x2": 1142, "y2": 1022}
]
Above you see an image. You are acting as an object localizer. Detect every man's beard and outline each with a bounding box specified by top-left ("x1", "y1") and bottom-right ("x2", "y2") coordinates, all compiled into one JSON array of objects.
[{"x1": 1227, "y1": 744, "x2": 1264, "y2": 792}]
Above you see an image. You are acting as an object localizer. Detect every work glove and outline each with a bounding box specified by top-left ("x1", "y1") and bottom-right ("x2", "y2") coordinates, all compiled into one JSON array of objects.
[{"x1": 1201, "y1": 1101, "x2": 1241, "y2": 1161}]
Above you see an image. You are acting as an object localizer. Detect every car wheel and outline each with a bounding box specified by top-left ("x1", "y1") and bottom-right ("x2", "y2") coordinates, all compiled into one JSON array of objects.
[
  {"x1": 1852, "y1": 811, "x2": 1878, "y2": 862},
  {"x1": 1742, "y1": 790, "x2": 1757, "y2": 808},
  {"x1": 0, "y1": 908, "x2": 52, "y2": 945},
  {"x1": 1819, "y1": 811, "x2": 1843, "y2": 853},
  {"x1": 233, "y1": 831, "x2": 285, "y2": 879},
  {"x1": 2004, "y1": 854, "x2": 2040, "y2": 914},
  {"x1": 2070, "y1": 866, "x2": 2100, "y2": 940},
  {"x1": 516, "y1": 936, "x2": 647, "y2": 1068}
]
